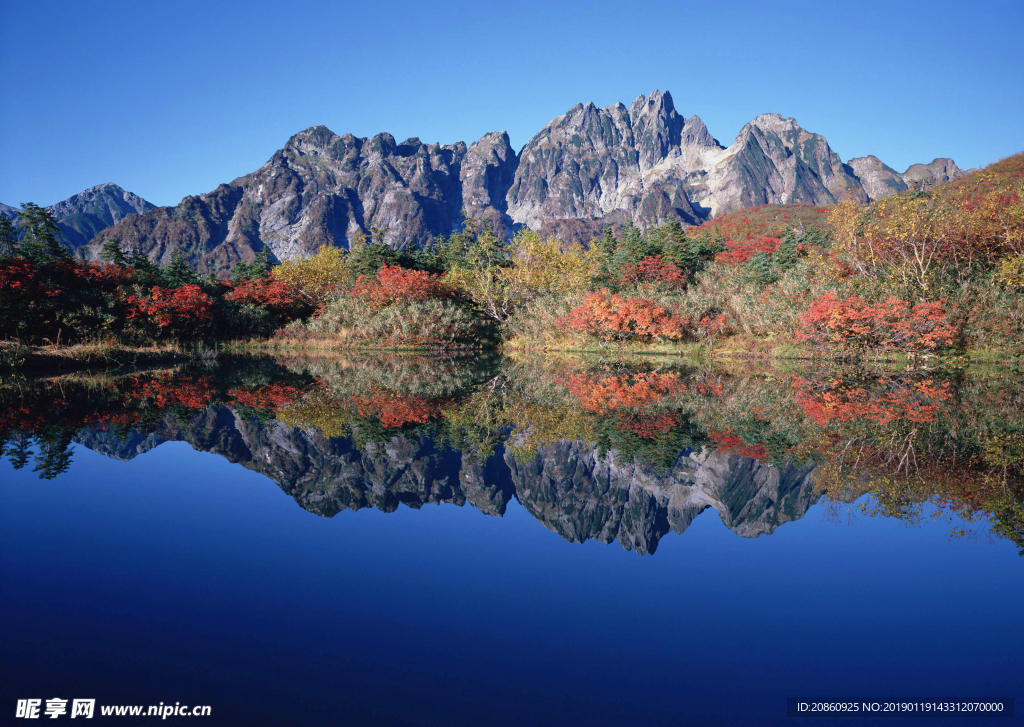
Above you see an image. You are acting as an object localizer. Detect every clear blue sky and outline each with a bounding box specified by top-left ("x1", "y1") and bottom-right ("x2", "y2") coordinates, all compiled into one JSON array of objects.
[{"x1": 1, "y1": 0, "x2": 1021, "y2": 208}]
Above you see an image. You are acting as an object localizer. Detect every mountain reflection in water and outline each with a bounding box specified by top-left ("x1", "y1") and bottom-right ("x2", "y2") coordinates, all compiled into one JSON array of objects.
[{"x1": 2, "y1": 353, "x2": 1022, "y2": 555}]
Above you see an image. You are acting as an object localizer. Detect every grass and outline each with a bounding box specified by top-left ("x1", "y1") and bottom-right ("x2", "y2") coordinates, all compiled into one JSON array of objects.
[{"x1": 1, "y1": 339, "x2": 195, "y2": 375}]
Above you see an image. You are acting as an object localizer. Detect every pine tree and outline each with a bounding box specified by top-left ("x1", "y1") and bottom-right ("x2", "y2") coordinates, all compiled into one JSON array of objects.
[
  {"x1": 0, "y1": 216, "x2": 19, "y2": 257},
  {"x1": 99, "y1": 238, "x2": 129, "y2": 266},
  {"x1": 17, "y1": 203, "x2": 68, "y2": 263}
]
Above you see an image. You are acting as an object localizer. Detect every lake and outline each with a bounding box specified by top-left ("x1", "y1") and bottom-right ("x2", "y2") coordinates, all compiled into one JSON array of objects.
[{"x1": 2, "y1": 353, "x2": 1021, "y2": 725}]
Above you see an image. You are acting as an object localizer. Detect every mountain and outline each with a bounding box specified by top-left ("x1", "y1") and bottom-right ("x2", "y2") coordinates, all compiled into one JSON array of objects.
[
  {"x1": 846, "y1": 155, "x2": 964, "y2": 202},
  {"x1": 74, "y1": 407, "x2": 818, "y2": 554},
  {"x1": 0, "y1": 183, "x2": 155, "y2": 252},
  {"x1": 82, "y1": 128, "x2": 516, "y2": 273},
  {"x1": 507, "y1": 95, "x2": 870, "y2": 229},
  {"x1": 77, "y1": 91, "x2": 964, "y2": 273}
]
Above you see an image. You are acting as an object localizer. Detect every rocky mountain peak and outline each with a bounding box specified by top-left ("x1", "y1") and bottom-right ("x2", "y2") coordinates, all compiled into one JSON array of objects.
[
  {"x1": 67, "y1": 90, "x2": 965, "y2": 272},
  {"x1": 285, "y1": 125, "x2": 341, "y2": 155},
  {"x1": 461, "y1": 130, "x2": 518, "y2": 234},
  {"x1": 846, "y1": 155, "x2": 964, "y2": 201},
  {"x1": 903, "y1": 158, "x2": 963, "y2": 185},
  {"x1": 0, "y1": 182, "x2": 157, "y2": 252},
  {"x1": 680, "y1": 115, "x2": 720, "y2": 151}
]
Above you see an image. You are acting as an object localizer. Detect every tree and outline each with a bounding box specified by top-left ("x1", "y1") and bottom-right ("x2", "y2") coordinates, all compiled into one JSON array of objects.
[
  {"x1": 0, "y1": 216, "x2": 18, "y2": 258},
  {"x1": 99, "y1": 238, "x2": 129, "y2": 266},
  {"x1": 230, "y1": 249, "x2": 272, "y2": 282},
  {"x1": 161, "y1": 252, "x2": 200, "y2": 288},
  {"x1": 273, "y1": 245, "x2": 350, "y2": 312},
  {"x1": 17, "y1": 203, "x2": 68, "y2": 263}
]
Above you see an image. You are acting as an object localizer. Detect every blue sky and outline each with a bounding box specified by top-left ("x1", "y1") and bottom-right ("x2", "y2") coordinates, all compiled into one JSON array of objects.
[{"x1": 1, "y1": 0, "x2": 1021, "y2": 208}]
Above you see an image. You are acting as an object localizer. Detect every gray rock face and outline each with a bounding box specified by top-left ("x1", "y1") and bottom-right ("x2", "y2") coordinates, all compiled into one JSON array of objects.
[
  {"x1": 73, "y1": 427, "x2": 165, "y2": 461},
  {"x1": 82, "y1": 127, "x2": 479, "y2": 273},
  {"x1": 60, "y1": 90, "x2": 962, "y2": 272},
  {"x1": 507, "y1": 440, "x2": 817, "y2": 554},
  {"x1": 902, "y1": 158, "x2": 964, "y2": 189},
  {"x1": 846, "y1": 156, "x2": 910, "y2": 201},
  {"x1": 506, "y1": 91, "x2": 707, "y2": 230},
  {"x1": 698, "y1": 113, "x2": 870, "y2": 214},
  {"x1": 460, "y1": 131, "x2": 518, "y2": 236},
  {"x1": 0, "y1": 183, "x2": 155, "y2": 252},
  {"x1": 75, "y1": 409, "x2": 819, "y2": 553},
  {"x1": 505, "y1": 95, "x2": 871, "y2": 226},
  {"x1": 847, "y1": 155, "x2": 964, "y2": 201}
]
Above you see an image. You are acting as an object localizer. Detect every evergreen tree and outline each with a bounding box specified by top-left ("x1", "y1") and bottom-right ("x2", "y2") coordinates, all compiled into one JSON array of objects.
[
  {"x1": 161, "y1": 252, "x2": 200, "y2": 287},
  {"x1": 0, "y1": 216, "x2": 18, "y2": 258},
  {"x1": 17, "y1": 203, "x2": 69, "y2": 263},
  {"x1": 230, "y1": 249, "x2": 273, "y2": 282},
  {"x1": 99, "y1": 238, "x2": 129, "y2": 266},
  {"x1": 128, "y1": 247, "x2": 162, "y2": 284}
]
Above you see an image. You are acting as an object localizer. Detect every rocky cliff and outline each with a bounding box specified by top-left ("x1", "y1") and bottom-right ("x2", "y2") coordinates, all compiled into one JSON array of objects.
[
  {"x1": 846, "y1": 155, "x2": 964, "y2": 202},
  {"x1": 66, "y1": 90, "x2": 964, "y2": 273},
  {"x1": 74, "y1": 407, "x2": 819, "y2": 553},
  {"x1": 81, "y1": 127, "x2": 515, "y2": 274}
]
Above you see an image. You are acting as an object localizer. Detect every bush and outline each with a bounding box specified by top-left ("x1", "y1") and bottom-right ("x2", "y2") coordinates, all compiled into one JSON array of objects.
[
  {"x1": 350, "y1": 265, "x2": 452, "y2": 307},
  {"x1": 302, "y1": 296, "x2": 488, "y2": 346},
  {"x1": 618, "y1": 255, "x2": 687, "y2": 290},
  {"x1": 796, "y1": 291, "x2": 957, "y2": 357},
  {"x1": 560, "y1": 289, "x2": 691, "y2": 343}
]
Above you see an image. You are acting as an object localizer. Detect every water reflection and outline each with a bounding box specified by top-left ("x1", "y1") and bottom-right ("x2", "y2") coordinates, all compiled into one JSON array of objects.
[{"x1": 2, "y1": 353, "x2": 1021, "y2": 554}]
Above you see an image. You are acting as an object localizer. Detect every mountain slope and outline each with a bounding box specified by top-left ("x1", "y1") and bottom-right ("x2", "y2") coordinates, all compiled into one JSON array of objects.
[
  {"x1": 1, "y1": 183, "x2": 154, "y2": 251},
  {"x1": 846, "y1": 155, "x2": 964, "y2": 201},
  {"x1": 71, "y1": 90, "x2": 964, "y2": 273},
  {"x1": 83, "y1": 127, "x2": 516, "y2": 273}
]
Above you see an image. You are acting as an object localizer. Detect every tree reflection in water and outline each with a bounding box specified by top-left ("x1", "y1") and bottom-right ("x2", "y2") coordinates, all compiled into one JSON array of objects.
[{"x1": 2, "y1": 353, "x2": 1021, "y2": 554}]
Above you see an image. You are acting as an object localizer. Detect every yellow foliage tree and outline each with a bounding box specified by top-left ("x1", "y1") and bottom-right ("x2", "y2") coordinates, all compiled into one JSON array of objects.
[
  {"x1": 445, "y1": 229, "x2": 600, "y2": 321},
  {"x1": 273, "y1": 245, "x2": 350, "y2": 312}
]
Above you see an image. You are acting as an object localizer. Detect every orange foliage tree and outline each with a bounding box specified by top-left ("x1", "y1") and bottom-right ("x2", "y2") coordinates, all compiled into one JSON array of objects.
[
  {"x1": 560, "y1": 289, "x2": 691, "y2": 343},
  {"x1": 618, "y1": 255, "x2": 687, "y2": 290},
  {"x1": 796, "y1": 290, "x2": 956, "y2": 356},
  {"x1": 349, "y1": 265, "x2": 451, "y2": 308}
]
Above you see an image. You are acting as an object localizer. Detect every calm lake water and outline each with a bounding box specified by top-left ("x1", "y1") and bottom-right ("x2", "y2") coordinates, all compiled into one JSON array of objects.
[{"x1": 2, "y1": 354, "x2": 1021, "y2": 725}]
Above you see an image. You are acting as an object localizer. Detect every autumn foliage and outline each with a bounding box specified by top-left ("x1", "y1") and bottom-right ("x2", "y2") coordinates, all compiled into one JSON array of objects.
[
  {"x1": 796, "y1": 291, "x2": 956, "y2": 355},
  {"x1": 127, "y1": 285, "x2": 213, "y2": 328},
  {"x1": 224, "y1": 275, "x2": 306, "y2": 314},
  {"x1": 618, "y1": 255, "x2": 687, "y2": 289},
  {"x1": 350, "y1": 265, "x2": 452, "y2": 307},
  {"x1": 716, "y1": 236, "x2": 782, "y2": 266},
  {"x1": 351, "y1": 391, "x2": 448, "y2": 428},
  {"x1": 793, "y1": 374, "x2": 952, "y2": 426},
  {"x1": 560, "y1": 289, "x2": 691, "y2": 342},
  {"x1": 562, "y1": 371, "x2": 687, "y2": 413}
]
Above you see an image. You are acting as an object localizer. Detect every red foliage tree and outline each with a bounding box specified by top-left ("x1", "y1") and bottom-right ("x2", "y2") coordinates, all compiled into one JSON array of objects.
[
  {"x1": 796, "y1": 291, "x2": 957, "y2": 355},
  {"x1": 616, "y1": 412, "x2": 680, "y2": 439},
  {"x1": 618, "y1": 255, "x2": 687, "y2": 290},
  {"x1": 792, "y1": 374, "x2": 952, "y2": 426},
  {"x1": 127, "y1": 285, "x2": 213, "y2": 328},
  {"x1": 560, "y1": 289, "x2": 691, "y2": 342},
  {"x1": 350, "y1": 265, "x2": 451, "y2": 307},
  {"x1": 227, "y1": 383, "x2": 300, "y2": 413},
  {"x1": 224, "y1": 275, "x2": 304, "y2": 314},
  {"x1": 708, "y1": 430, "x2": 769, "y2": 460},
  {"x1": 125, "y1": 373, "x2": 215, "y2": 409},
  {"x1": 350, "y1": 391, "x2": 447, "y2": 428},
  {"x1": 562, "y1": 371, "x2": 687, "y2": 413}
]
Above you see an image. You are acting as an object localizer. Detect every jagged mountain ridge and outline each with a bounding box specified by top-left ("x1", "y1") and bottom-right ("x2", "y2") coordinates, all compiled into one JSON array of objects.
[
  {"x1": 69, "y1": 91, "x2": 962, "y2": 274},
  {"x1": 74, "y1": 408, "x2": 818, "y2": 555},
  {"x1": 1, "y1": 183, "x2": 155, "y2": 251},
  {"x1": 845, "y1": 155, "x2": 965, "y2": 202}
]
